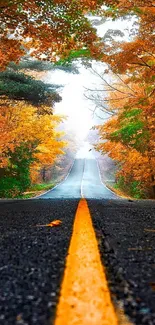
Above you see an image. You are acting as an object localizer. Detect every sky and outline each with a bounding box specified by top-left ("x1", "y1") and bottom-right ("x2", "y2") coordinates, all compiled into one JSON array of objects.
[
  {"x1": 45, "y1": 65, "x2": 104, "y2": 141},
  {"x1": 44, "y1": 15, "x2": 137, "y2": 144}
]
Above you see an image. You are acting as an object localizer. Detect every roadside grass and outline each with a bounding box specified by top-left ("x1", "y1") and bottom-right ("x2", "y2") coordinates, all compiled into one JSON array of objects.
[
  {"x1": 20, "y1": 182, "x2": 55, "y2": 199},
  {"x1": 111, "y1": 183, "x2": 134, "y2": 199},
  {"x1": 29, "y1": 183, "x2": 55, "y2": 192},
  {"x1": 106, "y1": 182, "x2": 144, "y2": 200},
  {"x1": 0, "y1": 159, "x2": 74, "y2": 199},
  {"x1": 97, "y1": 157, "x2": 144, "y2": 200},
  {"x1": 104, "y1": 181, "x2": 135, "y2": 200},
  {"x1": 113, "y1": 180, "x2": 145, "y2": 200}
]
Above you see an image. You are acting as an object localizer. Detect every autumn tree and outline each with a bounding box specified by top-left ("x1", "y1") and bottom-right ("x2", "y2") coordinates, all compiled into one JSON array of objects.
[
  {"x1": 91, "y1": 0, "x2": 155, "y2": 198},
  {"x1": 0, "y1": 100, "x2": 65, "y2": 197},
  {"x1": 95, "y1": 68, "x2": 155, "y2": 198},
  {"x1": 0, "y1": 0, "x2": 104, "y2": 70},
  {"x1": 0, "y1": 0, "x2": 103, "y2": 197},
  {"x1": 1, "y1": 0, "x2": 155, "y2": 199},
  {"x1": 101, "y1": 1, "x2": 155, "y2": 84},
  {"x1": 96, "y1": 85, "x2": 155, "y2": 198}
]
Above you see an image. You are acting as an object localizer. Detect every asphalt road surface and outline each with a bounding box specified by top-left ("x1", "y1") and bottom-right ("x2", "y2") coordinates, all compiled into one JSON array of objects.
[
  {"x1": 0, "y1": 155, "x2": 155, "y2": 325},
  {"x1": 40, "y1": 158, "x2": 118, "y2": 200}
]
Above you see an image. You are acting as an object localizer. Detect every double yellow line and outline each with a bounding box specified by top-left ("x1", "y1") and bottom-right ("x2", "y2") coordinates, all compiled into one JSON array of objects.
[{"x1": 54, "y1": 199, "x2": 133, "y2": 325}]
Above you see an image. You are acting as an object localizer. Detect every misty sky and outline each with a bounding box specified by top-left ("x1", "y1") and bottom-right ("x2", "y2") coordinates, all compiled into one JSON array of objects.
[{"x1": 44, "y1": 15, "x2": 137, "y2": 142}]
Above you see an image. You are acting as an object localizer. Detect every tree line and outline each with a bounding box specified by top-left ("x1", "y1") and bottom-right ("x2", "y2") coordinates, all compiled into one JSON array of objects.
[{"x1": 0, "y1": 0, "x2": 154, "y2": 198}]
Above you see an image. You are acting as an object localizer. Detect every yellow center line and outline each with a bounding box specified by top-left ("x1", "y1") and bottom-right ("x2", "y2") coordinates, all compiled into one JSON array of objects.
[{"x1": 54, "y1": 199, "x2": 132, "y2": 325}]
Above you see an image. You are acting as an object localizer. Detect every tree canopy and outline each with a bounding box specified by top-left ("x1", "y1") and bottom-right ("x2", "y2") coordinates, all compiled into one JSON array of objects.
[
  {"x1": 0, "y1": 0, "x2": 103, "y2": 70},
  {"x1": 0, "y1": 0, "x2": 155, "y2": 198}
]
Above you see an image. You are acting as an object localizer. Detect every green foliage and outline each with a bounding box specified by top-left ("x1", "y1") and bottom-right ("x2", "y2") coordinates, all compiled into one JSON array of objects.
[
  {"x1": 57, "y1": 48, "x2": 91, "y2": 65},
  {"x1": 133, "y1": 6, "x2": 144, "y2": 15},
  {"x1": 111, "y1": 121, "x2": 144, "y2": 143},
  {"x1": 123, "y1": 108, "x2": 142, "y2": 119},
  {"x1": 130, "y1": 180, "x2": 144, "y2": 199},
  {"x1": 0, "y1": 177, "x2": 22, "y2": 198},
  {"x1": 53, "y1": 63, "x2": 79, "y2": 74},
  {"x1": 114, "y1": 175, "x2": 125, "y2": 189},
  {"x1": 9, "y1": 59, "x2": 54, "y2": 71},
  {"x1": 110, "y1": 107, "x2": 149, "y2": 152},
  {"x1": 115, "y1": 176, "x2": 144, "y2": 199},
  {"x1": 9, "y1": 58, "x2": 80, "y2": 74},
  {"x1": 0, "y1": 70, "x2": 62, "y2": 106},
  {"x1": 0, "y1": 144, "x2": 35, "y2": 198}
]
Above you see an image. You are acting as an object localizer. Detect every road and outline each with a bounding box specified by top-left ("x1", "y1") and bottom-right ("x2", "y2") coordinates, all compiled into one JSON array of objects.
[
  {"x1": 40, "y1": 157, "x2": 117, "y2": 200},
  {"x1": 0, "y1": 153, "x2": 155, "y2": 325}
]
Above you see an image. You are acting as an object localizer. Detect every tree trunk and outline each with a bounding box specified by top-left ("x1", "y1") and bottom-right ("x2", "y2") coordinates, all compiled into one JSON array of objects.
[
  {"x1": 42, "y1": 167, "x2": 46, "y2": 182},
  {"x1": 151, "y1": 174, "x2": 155, "y2": 199}
]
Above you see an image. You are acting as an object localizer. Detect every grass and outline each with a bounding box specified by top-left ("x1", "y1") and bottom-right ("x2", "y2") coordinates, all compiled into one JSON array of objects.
[
  {"x1": 29, "y1": 183, "x2": 55, "y2": 191},
  {"x1": 20, "y1": 182, "x2": 55, "y2": 199},
  {"x1": 105, "y1": 182, "x2": 134, "y2": 200}
]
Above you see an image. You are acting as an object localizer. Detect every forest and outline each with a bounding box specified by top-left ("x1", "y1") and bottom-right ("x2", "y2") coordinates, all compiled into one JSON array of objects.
[{"x1": 0, "y1": 0, "x2": 154, "y2": 198}]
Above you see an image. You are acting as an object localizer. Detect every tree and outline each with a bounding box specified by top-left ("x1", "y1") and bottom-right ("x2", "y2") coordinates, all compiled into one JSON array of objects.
[
  {"x1": 9, "y1": 56, "x2": 80, "y2": 74},
  {"x1": 0, "y1": 70, "x2": 62, "y2": 107},
  {"x1": 0, "y1": 99, "x2": 65, "y2": 197},
  {"x1": 92, "y1": 0, "x2": 155, "y2": 198},
  {"x1": 0, "y1": 0, "x2": 103, "y2": 69},
  {"x1": 101, "y1": 1, "x2": 155, "y2": 79},
  {"x1": 96, "y1": 77, "x2": 155, "y2": 198}
]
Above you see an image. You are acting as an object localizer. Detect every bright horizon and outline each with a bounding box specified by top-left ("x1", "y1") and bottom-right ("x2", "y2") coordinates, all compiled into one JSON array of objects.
[{"x1": 44, "y1": 15, "x2": 137, "y2": 142}]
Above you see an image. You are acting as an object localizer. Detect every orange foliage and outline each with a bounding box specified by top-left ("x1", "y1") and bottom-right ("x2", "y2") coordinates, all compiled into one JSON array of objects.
[
  {"x1": 0, "y1": 0, "x2": 103, "y2": 69},
  {"x1": 102, "y1": 1, "x2": 155, "y2": 78},
  {"x1": 0, "y1": 99, "x2": 66, "y2": 170},
  {"x1": 95, "y1": 0, "x2": 155, "y2": 198},
  {"x1": 96, "y1": 79, "x2": 155, "y2": 197}
]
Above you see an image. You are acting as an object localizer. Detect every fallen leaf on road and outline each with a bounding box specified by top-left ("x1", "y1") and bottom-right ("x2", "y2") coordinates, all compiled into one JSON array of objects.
[
  {"x1": 47, "y1": 220, "x2": 62, "y2": 227},
  {"x1": 144, "y1": 229, "x2": 155, "y2": 232},
  {"x1": 35, "y1": 220, "x2": 62, "y2": 227}
]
